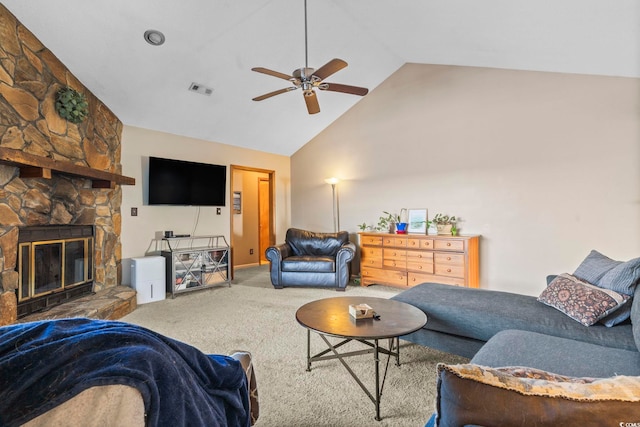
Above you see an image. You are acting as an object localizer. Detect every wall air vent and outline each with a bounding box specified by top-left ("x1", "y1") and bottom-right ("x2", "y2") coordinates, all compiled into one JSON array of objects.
[{"x1": 189, "y1": 82, "x2": 214, "y2": 96}]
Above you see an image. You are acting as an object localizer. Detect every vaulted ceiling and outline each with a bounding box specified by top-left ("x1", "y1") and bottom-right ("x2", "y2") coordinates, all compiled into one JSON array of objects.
[{"x1": 4, "y1": 1, "x2": 638, "y2": 156}]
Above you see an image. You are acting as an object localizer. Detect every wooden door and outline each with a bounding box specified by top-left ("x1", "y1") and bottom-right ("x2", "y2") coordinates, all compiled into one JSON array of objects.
[{"x1": 258, "y1": 178, "x2": 271, "y2": 263}]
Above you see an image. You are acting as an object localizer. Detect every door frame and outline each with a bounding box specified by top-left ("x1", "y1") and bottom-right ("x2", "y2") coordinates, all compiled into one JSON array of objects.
[{"x1": 229, "y1": 165, "x2": 276, "y2": 276}]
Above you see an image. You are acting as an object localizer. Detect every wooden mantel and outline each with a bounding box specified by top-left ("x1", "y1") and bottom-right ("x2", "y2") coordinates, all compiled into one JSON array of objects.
[{"x1": 0, "y1": 147, "x2": 135, "y2": 188}]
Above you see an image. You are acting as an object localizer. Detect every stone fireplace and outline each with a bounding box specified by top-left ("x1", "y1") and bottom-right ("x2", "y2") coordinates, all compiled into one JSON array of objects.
[{"x1": 0, "y1": 5, "x2": 134, "y2": 325}]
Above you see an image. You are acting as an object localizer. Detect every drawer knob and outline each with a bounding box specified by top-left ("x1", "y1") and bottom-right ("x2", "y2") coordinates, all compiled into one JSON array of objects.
[
  {"x1": 447, "y1": 257, "x2": 451, "y2": 261},
  {"x1": 447, "y1": 268, "x2": 452, "y2": 272},
  {"x1": 418, "y1": 266, "x2": 422, "y2": 270},
  {"x1": 447, "y1": 243, "x2": 451, "y2": 247}
]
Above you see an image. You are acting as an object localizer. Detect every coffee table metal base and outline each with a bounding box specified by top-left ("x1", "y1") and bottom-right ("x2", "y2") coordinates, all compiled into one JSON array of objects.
[{"x1": 305, "y1": 329, "x2": 400, "y2": 421}]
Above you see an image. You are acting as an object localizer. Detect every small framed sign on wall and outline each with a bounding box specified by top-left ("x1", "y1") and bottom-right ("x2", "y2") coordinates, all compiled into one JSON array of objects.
[{"x1": 233, "y1": 191, "x2": 241, "y2": 214}]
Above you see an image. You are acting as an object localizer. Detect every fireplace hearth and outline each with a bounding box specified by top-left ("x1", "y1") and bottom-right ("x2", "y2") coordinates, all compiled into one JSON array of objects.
[{"x1": 16, "y1": 225, "x2": 95, "y2": 318}]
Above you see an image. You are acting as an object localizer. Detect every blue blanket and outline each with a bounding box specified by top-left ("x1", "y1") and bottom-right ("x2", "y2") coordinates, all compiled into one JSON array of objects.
[{"x1": 0, "y1": 318, "x2": 250, "y2": 427}]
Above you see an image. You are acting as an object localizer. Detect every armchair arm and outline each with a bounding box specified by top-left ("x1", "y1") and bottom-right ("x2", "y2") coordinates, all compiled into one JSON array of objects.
[
  {"x1": 335, "y1": 242, "x2": 356, "y2": 289},
  {"x1": 336, "y1": 242, "x2": 356, "y2": 265},
  {"x1": 265, "y1": 243, "x2": 292, "y2": 289},
  {"x1": 265, "y1": 243, "x2": 292, "y2": 264}
]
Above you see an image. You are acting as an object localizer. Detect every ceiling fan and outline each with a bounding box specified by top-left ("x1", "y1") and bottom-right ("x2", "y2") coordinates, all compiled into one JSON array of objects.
[{"x1": 251, "y1": 0, "x2": 368, "y2": 114}]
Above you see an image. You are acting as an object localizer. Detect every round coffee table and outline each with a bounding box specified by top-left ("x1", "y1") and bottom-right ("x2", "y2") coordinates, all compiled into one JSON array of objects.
[{"x1": 296, "y1": 296, "x2": 427, "y2": 421}]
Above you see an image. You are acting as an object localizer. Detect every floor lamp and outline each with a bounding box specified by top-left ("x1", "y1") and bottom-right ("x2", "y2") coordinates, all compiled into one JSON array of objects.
[{"x1": 324, "y1": 177, "x2": 340, "y2": 232}]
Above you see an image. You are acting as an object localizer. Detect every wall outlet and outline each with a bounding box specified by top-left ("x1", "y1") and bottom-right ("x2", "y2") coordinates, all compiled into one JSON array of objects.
[
  {"x1": 131, "y1": 207, "x2": 138, "y2": 216},
  {"x1": 216, "y1": 208, "x2": 221, "y2": 215},
  {"x1": 250, "y1": 249, "x2": 254, "y2": 255}
]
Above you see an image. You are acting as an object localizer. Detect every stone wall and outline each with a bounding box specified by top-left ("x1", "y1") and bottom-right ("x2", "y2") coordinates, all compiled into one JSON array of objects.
[{"x1": 0, "y1": 5, "x2": 124, "y2": 325}]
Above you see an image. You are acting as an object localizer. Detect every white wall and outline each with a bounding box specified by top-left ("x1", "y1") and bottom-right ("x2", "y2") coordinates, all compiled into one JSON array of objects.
[
  {"x1": 291, "y1": 64, "x2": 640, "y2": 296},
  {"x1": 120, "y1": 125, "x2": 290, "y2": 284}
]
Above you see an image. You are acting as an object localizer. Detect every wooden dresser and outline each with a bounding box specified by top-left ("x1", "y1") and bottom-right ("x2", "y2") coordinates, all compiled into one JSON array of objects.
[{"x1": 359, "y1": 233, "x2": 480, "y2": 289}]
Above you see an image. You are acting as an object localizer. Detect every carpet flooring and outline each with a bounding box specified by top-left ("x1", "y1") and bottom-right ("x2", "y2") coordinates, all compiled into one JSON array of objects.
[{"x1": 122, "y1": 266, "x2": 468, "y2": 427}]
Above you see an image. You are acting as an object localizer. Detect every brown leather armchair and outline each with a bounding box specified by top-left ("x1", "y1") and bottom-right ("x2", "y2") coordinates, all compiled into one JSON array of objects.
[{"x1": 265, "y1": 228, "x2": 355, "y2": 291}]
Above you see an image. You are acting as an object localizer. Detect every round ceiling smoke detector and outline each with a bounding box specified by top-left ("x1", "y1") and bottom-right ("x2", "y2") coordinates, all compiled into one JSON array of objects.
[{"x1": 144, "y1": 30, "x2": 165, "y2": 46}]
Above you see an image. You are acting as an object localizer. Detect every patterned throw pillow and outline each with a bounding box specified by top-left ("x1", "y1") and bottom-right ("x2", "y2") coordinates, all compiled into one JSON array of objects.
[{"x1": 538, "y1": 274, "x2": 630, "y2": 326}]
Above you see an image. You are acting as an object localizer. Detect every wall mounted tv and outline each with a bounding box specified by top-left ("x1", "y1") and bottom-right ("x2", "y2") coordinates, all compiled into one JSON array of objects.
[{"x1": 148, "y1": 156, "x2": 227, "y2": 206}]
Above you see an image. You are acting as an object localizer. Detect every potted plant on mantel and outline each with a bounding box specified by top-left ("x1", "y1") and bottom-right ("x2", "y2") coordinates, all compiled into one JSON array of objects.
[{"x1": 432, "y1": 213, "x2": 457, "y2": 235}]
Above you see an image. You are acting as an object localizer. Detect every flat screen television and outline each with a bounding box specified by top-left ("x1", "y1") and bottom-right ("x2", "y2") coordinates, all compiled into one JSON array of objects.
[{"x1": 148, "y1": 156, "x2": 227, "y2": 206}]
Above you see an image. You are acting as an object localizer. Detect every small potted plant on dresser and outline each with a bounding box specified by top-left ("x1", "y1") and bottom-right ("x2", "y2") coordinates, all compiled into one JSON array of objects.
[
  {"x1": 376, "y1": 211, "x2": 401, "y2": 233},
  {"x1": 359, "y1": 211, "x2": 406, "y2": 234},
  {"x1": 432, "y1": 213, "x2": 457, "y2": 235}
]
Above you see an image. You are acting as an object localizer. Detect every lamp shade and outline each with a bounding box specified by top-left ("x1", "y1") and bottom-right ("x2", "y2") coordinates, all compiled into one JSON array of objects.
[{"x1": 324, "y1": 177, "x2": 340, "y2": 185}]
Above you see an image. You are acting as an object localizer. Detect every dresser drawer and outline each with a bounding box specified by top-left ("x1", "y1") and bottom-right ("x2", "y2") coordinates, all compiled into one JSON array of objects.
[
  {"x1": 362, "y1": 247, "x2": 382, "y2": 259},
  {"x1": 383, "y1": 236, "x2": 407, "y2": 247},
  {"x1": 361, "y1": 235, "x2": 383, "y2": 246},
  {"x1": 434, "y1": 253, "x2": 464, "y2": 266},
  {"x1": 434, "y1": 239, "x2": 464, "y2": 251},
  {"x1": 383, "y1": 246, "x2": 406, "y2": 269},
  {"x1": 408, "y1": 272, "x2": 465, "y2": 287},
  {"x1": 361, "y1": 247, "x2": 383, "y2": 268},
  {"x1": 407, "y1": 238, "x2": 435, "y2": 249},
  {"x1": 407, "y1": 260, "x2": 434, "y2": 273},
  {"x1": 362, "y1": 267, "x2": 407, "y2": 287},
  {"x1": 420, "y1": 239, "x2": 434, "y2": 249},
  {"x1": 384, "y1": 248, "x2": 406, "y2": 260},
  {"x1": 434, "y1": 264, "x2": 465, "y2": 278}
]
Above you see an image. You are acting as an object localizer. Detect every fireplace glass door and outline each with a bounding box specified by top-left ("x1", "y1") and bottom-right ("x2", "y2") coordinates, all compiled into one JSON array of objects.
[
  {"x1": 65, "y1": 239, "x2": 93, "y2": 286},
  {"x1": 34, "y1": 240, "x2": 63, "y2": 296}
]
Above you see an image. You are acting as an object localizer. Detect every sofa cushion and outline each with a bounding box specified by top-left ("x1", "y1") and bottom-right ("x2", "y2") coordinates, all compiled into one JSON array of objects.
[
  {"x1": 574, "y1": 250, "x2": 640, "y2": 296},
  {"x1": 573, "y1": 250, "x2": 621, "y2": 285},
  {"x1": 633, "y1": 285, "x2": 640, "y2": 352},
  {"x1": 281, "y1": 256, "x2": 335, "y2": 273},
  {"x1": 285, "y1": 228, "x2": 348, "y2": 257},
  {"x1": 434, "y1": 363, "x2": 640, "y2": 427},
  {"x1": 537, "y1": 274, "x2": 630, "y2": 326},
  {"x1": 391, "y1": 282, "x2": 637, "y2": 352},
  {"x1": 471, "y1": 330, "x2": 640, "y2": 377}
]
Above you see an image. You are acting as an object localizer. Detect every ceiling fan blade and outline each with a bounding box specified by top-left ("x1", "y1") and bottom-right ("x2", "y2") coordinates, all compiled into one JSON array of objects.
[
  {"x1": 312, "y1": 58, "x2": 348, "y2": 81},
  {"x1": 251, "y1": 67, "x2": 294, "y2": 81},
  {"x1": 320, "y1": 82, "x2": 369, "y2": 96},
  {"x1": 252, "y1": 87, "x2": 296, "y2": 101},
  {"x1": 304, "y1": 91, "x2": 320, "y2": 114}
]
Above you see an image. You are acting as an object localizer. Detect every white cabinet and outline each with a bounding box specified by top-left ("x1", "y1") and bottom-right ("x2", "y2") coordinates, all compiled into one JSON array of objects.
[
  {"x1": 161, "y1": 235, "x2": 231, "y2": 298},
  {"x1": 131, "y1": 256, "x2": 166, "y2": 304}
]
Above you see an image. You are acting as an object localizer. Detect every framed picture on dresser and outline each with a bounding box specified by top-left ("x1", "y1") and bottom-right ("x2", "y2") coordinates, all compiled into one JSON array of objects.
[{"x1": 407, "y1": 209, "x2": 428, "y2": 234}]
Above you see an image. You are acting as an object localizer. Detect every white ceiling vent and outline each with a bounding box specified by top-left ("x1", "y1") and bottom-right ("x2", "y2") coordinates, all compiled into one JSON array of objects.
[{"x1": 188, "y1": 82, "x2": 213, "y2": 96}]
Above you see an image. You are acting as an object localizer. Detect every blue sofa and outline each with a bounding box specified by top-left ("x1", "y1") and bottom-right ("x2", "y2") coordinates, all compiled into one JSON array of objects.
[
  {"x1": 392, "y1": 282, "x2": 640, "y2": 378},
  {"x1": 392, "y1": 254, "x2": 640, "y2": 426}
]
